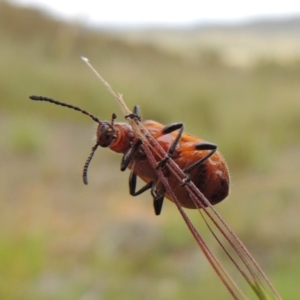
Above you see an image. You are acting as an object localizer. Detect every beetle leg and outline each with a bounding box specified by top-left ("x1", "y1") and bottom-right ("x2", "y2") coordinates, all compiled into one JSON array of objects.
[
  {"x1": 133, "y1": 105, "x2": 141, "y2": 118},
  {"x1": 120, "y1": 139, "x2": 142, "y2": 171},
  {"x1": 151, "y1": 188, "x2": 164, "y2": 216},
  {"x1": 129, "y1": 171, "x2": 153, "y2": 196},
  {"x1": 126, "y1": 120, "x2": 188, "y2": 215},
  {"x1": 121, "y1": 106, "x2": 144, "y2": 171},
  {"x1": 183, "y1": 142, "x2": 217, "y2": 174},
  {"x1": 154, "y1": 122, "x2": 184, "y2": 169},
  {"x1": 151, "y1": 123, "x2": 184, "y2": 214},
  {"x1": 125, "y1": 105, "x2": 142, "y2": 121},
  {"x1": 180, "y1": 143, "x2": 217, "y2": 187},
  {"x1": 129, "y1": 171, "x2": 165, "y2": 215}
]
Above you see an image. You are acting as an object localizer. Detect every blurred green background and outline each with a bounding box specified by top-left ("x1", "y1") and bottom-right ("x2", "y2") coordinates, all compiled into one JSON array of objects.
[{"x1": 1, "y1": 1, "x2": 300, "y2": 299}]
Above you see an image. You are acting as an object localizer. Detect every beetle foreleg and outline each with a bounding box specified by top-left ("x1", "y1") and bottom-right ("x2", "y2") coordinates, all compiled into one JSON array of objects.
[
  {"x1": 120, "y1": 139, "x2": 142, "y2": 171},
  {"x1": 125, "y1": 105, "x2": 142, "y2": 121}
]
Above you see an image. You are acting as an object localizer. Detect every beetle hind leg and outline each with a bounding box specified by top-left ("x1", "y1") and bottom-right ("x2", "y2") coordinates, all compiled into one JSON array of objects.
[
  {"x1": 180, "y1": 142, "x2": 217, "y2": 186},
  {"x1": 183, "y1": 142, "x2": 217, "y2": 174}
]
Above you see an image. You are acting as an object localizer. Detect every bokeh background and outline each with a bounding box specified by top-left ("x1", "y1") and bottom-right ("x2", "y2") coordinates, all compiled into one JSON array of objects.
[{"x1": 1, "y1": 1, "x2": 300, "y2": 299}]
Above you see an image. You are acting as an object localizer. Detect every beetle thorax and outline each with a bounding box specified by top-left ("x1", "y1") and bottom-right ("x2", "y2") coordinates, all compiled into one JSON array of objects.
[{"x1": 109, "y1": 123, "x2": 135, "y2": 154}]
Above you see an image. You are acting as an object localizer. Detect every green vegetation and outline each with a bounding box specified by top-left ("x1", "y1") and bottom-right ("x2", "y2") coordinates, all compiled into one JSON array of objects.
[{"x1": 1, "y1": 2, "x2": 300, "y2": 299}]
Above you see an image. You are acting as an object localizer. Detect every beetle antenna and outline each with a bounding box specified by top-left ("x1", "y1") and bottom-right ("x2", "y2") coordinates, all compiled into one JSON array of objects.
[
  {"x1": 29, "y1": 95, "x2": 101, "y2": 124},
  {"x1": 111, "y1": 112, "x2": 117, "y2": 125},
  {"x1": 83, "y1": 144, "x2": 99, "y2": 185}
]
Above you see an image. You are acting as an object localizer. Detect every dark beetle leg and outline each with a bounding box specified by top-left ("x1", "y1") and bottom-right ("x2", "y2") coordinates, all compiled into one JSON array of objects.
[
  {"x1": 125, "y1": 105, "x2": 142, "y2": 121},
  {"x1": 155, "y1": 122, "x2": 184, "y2": 169},
  {"x1": 129, "y1": 171, "x2": 165, "y2": 216},
  {"x1": 121, "y1": 139, "x2": 142, "y2": 171},
  {"x1": 125, "y1": 119, "x2": 185, "y2": 216},
  {"x1": 183, "y1": 143, "x2": 217, "y2": 173},
  {"x1": 181, "y1": 143, "x2": 217, "y2": 186},
  {"x1": 121, "y1": 106, "x2": 143, "y2": 171},
  {"x1": 129, "y1": 171, "x2": 153, "y2": 196},
  {"x1": 151, "y1": 190, "x2": 164, "y2": 216}
]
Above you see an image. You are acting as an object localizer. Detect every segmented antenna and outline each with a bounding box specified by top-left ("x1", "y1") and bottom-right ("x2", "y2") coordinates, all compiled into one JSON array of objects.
[
  {"x1": 29, "y1": 95, "x2": 101, "y2": 123},
  {"x1": 111, "y1": 112, "x2": 117, "y2": 124},
  {"x1": 30, "y1": 95, "x2": 102, "y2": 185},
  {"x1": 83, "y1": 144, "x2": 99, "y2": 185}
]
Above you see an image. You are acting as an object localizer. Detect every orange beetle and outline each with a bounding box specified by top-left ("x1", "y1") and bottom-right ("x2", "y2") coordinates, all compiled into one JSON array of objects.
[{"x1": 29, "y1": 95, "x2": 229, "y2": 215}]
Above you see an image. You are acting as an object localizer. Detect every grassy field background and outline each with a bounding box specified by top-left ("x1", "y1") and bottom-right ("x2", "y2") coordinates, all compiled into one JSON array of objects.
[{"x1": 1, "y1": 2, "x2": 300, "y2": 299}]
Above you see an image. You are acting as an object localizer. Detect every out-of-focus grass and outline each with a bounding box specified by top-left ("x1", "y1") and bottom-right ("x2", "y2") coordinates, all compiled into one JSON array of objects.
[{"x1": 1, "y1": 2, "x2": 300, "y2": 299}]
